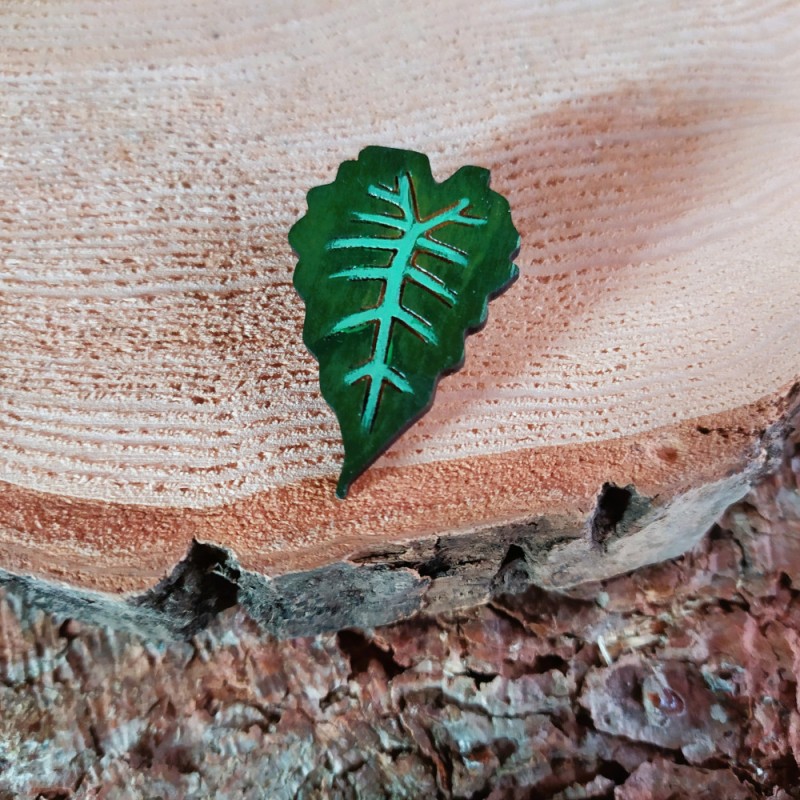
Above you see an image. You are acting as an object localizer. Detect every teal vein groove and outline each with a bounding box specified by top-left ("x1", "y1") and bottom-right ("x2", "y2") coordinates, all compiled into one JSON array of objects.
[{"x1": 325, "y1": 172, "x2": 486, "y2": 431}]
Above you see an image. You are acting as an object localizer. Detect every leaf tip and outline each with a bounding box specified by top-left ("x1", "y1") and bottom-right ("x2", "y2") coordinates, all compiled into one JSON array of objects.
[
  {"x1": 336, "y1": 451, "x2": 374, "y2": 499},
  {"x1": 335, "y1": 471, "x2": 353, "y2": 499}
]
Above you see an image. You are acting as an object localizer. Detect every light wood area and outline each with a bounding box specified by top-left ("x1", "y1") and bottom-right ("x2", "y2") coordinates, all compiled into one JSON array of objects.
[{"x1": 1, "y1": 0, "x2": 799, "y2": 592}]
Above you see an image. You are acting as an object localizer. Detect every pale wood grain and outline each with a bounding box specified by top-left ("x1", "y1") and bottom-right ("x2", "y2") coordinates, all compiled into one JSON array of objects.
[{"x1": 1, "y1": 0, "x2": 799, "y2": 590}]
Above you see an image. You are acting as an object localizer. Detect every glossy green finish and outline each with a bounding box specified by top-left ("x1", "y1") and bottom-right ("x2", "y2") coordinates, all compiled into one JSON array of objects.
[{"x1": 290, "y1": 146, "x2": 520, "y2": 498}]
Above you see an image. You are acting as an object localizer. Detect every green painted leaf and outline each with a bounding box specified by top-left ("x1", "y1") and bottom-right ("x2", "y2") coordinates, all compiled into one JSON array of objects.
[{"x1": 290, "y1": 146, "x2": 520, "y2": 498}]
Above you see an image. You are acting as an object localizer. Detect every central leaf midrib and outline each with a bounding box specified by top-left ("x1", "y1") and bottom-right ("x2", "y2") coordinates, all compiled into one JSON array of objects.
[{"x1": 362, "y1": 220, "x2": 425, "y2": 429}]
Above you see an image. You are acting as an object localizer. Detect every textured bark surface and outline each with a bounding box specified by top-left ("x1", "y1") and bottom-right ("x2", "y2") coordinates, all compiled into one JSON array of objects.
[
  {"x1": 1, "y1": 402, "x2": 798, "y2": 798},
  {"x1": 2, "y1": 0, "x2": 800, "y2": 592}
]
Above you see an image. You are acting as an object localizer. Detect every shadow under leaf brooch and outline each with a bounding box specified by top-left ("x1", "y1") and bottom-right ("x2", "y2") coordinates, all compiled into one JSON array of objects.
[{"x1": 290, "y1": 146, "x2": 520, "y2": 498}]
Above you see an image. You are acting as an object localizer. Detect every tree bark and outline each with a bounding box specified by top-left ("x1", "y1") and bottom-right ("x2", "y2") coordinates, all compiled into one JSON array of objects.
[{"x1": 1, "y1": 0, "x2": 799, "y2": 595}]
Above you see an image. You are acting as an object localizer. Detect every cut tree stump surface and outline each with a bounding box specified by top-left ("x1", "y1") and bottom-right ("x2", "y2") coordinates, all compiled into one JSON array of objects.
[{"x1": 1, "y1": 0, "x2": 799, "y2": 593}]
